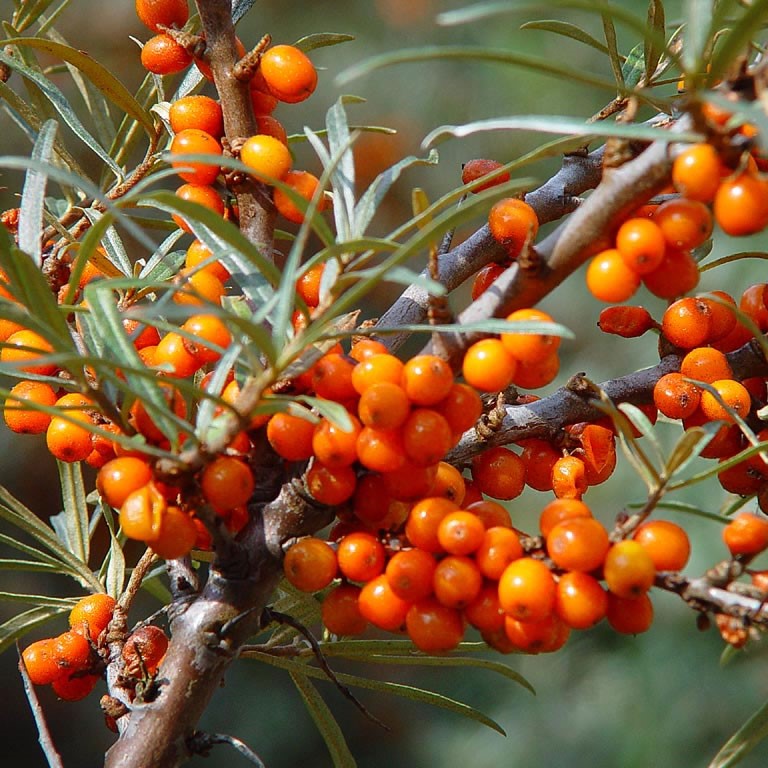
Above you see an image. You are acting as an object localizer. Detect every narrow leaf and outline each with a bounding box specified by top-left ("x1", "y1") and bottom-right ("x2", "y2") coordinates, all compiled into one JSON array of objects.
[
  {"x1": 682, "y1": 0, "x2": 712, "y2": 75},
  {"x1": 290, "y1": 672, "x2": 357, "y2": 768},
  {"x1": 645, "y1": 0, "x2": 666, "y2": 84},
  {"x1": 520, "y1": 19, "x2": 610, "y2": 54},
  {"x1": 663, "y1": 425, "x2": 717, "y2": 479},
  {"x1": 602, "y1": 12, "x2": 624, "y2": 90},
  {"x1": 709, "y1": 1, "x2": 768, "y2": 84},
  {"x1": 0, "y1": 605, "x2": 69, "y2": 654},
  {"x1": 621, "y1": 42, "x2": 646, "y2": 89},
  {"x1": 53, "y1": 461, "x2": 90, "y2": 564},
  {"x1": 709, "y1": 695, "x2": 768, "y2": 768},
  {"x1": 294, "y1": 33, "x2": 355, "y2": 52}
]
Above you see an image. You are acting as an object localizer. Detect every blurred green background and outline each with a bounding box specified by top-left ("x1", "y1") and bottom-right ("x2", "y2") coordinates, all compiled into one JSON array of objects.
[{"x1": 2, "y1": 0, "x2": 768, "y2": 766}]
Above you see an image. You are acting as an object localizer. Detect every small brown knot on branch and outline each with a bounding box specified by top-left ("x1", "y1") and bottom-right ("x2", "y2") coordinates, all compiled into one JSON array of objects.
[
  {"x1": 565, "y1": 372, "x2": 602, "y2": 399},
  {"x1": 233, "y1": 34, "x2": 272, "y2": 82},
  {"x1": 476, "y1": 391, "x2": 508, "y2": 439},
  {"x1": 160, "y1": 27, "x2": 205, "y2": 59},
  {"x1": 221, "y1": 136, "x2": 248, "y2": 186},
  {"x1": 100, "y1": 695, "x2": 129, "y2": 721}
]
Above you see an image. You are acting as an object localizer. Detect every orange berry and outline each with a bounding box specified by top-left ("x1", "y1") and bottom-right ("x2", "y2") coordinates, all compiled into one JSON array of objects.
[
  {"x1": 52, "y1": 629, "x2": 92, "y2": 676},
  {"x1": 433, "y1": 554, "x2": 483, "y2": 609},
  {"x1": 312, "y1": 415, "x2": 361, "y2": 468},
  {"x1": 274, "y1": 170, "x2": 325, "y2": 224},
  {"x1": 97, "y1": 457, "x2": 154, "y2": 509},
  {"x1": 539, "y1": 498, "x2": 592, "y2": 538},
  {"x1": 169, "y1": 95, "x2": 223, "y2": 137},
  {"x1": 462, "y1": 338, "x2": 517, "y2": 392},
  {"x1": 382, "y1": 461, "x2": 438, "y2": 501},
  {"x1": 349, "y1": 339, "x2": 389, "y2": 362},
  {"x1": 680, "y1": 346, "x2": 732, "y2": 384},
  {"x1": 322, "y1": 584, "x2": 368, "y2": 636},
  {"x1": 615, "y1": 218, "x2": 666, "y2": 275},
  {"x1": 402, "y1": 408, "x2": 453, "y2": 466},
  {"x1": 356, "y1": 426, "x2": 406, "y2": 472},
  {"x1": 488, "y1": 197, "x2": 539, "y2": 258},
  {"x1": 129, "y1": 382, "x2": 186, "y2": 444},
  {"x1": 464, "y1": 583, "x2": 506, "y2": 632},
  {"x1": 250, "y1": 83, "x2": 278, "y2": 116},
  {"x1": 703, "y1": 290, "x2": 738, "y2": 342},
  {"x1": 435, "y1": 382, "x2": 483, "y2": 436},
  {"x1": 255, "y1": 114, "x2": 288, "y2": 145},
  {"x1": 46, "y1": 417, "x2": 94, "y2": 462},
  {"x1": 554, "y1": 571, "x2": 607, "y2": 629},
  {"x1": 259, "y1": 45, "x2": 318, "y2": 103},
  {"x1": 653, "y1": 372, "x2": 701, "y2": 420},
  {"x1": 401, "y1": 355, "x2": 454, "y2": 406},
  {"x1": 700, "y1": 379, "x2": 751, "y2": 423},
  {"x1": 722, "y1": 512, "x2": 768, "y2": 556},
  {"x1": 465, "y1": 499, "x2": 512, "y2": 529},
  {"x1": 385, "y1": 549, "x2": 436, "y2": 602},
  {"x1": 714, "y1": 172, "x2": 768, "y2": 236},
  {"x1": 633, "y1": 520, "x2": 691, "y2": 571},
  {"x1": 551, "y1": 455, "x2": 587, "y2": 500},
  {"x1": 140, "y1": 34, "x2": 192, "y2": 75},
  {"x1": 312, "y1": 353, "x2": 357, "y2": 402},
  {"x1": 22, "y1": 638, "x2": 64, "y2": 685},
  {"x1": 407, "y1": 598, "x2": 465, "y2": 652},
  {"x1": 122, "y1": 625, "x2": 169, "y2": 676},
  {"x1": 501, "y1": 308, "x2": 561, "y2": 363},
  {"x1": 181, "y1": 314, "x2": 231, "y2": 364},
  {"x1": 135, "y1": 0, "x2": 189, "y2": 32},
  {"x1": 504, "y1": 613, "x2": 570, "y2": 653},
  {"x1": 462, "y1": 158, "x2": 510, "y2": 193},
  {"x1": 603, "y1": 540, "x2": 656, "y2": 598},
  {"x1": 498, "y1": 557, "x2": 556, "y2": 623},
  {"x1": 405, "y1": 497, "x2": 459, "y2": 552},
  {"x1": 240, "y1": 134, "x2": 292, "y2": 182},
  {"x1": 739, "y1": 283, "x2": 768, "y2": 330},
  {"x1": 201, "y1": 456, "x2": 254, "y2": 513},
  {"x1": 606, "y1": 592, "x2": 654, "y2": 634},
  {"x1": 661, "y1": 297, "x2": 713, "y2": 349},
  {"x1": 430, "y1": 461, "x2": 466, "y2": 505},
  {"x1": 546, "y1": 517, "x2": 610, "y2": 572},
  {"x1": 194, "y1": 36, "x2": 246, "y2": 81},
  {"x1": 120, "y1": 483, "x2": 166, "y2": 542},
  {"x1": 267, "y1": 412, "x2": 316, "y2": 461},
  {"x1": 672, "y1": 143, "x2": 724, "y2": 202},
  {"x1": 184, "y1": 240, "x2": 230, "y2": 282},
  {"x1": 352, "y1": 353, "x2": 405, "y2": 394},
  {"x1": 586, "y1": 248, "x2": 641, "y2": 303},
  {"x1": 357, "y1": 381, "x2": 410, "y2": 429},
  {"x1": 283, "y1": 537, "x2": 338, "y2": 592},
  {"x1": 155, "y1": 331, "x2": 202, "y2": 378},
  {"x1": 170, "y1": 128, "x2": 221, "y2": 185},
  {"x1": 358, "y1": 573, "x2": 411, "y2": 631},
  {"x1": 173, "y1": 183, "x2": 224, "y2": 233},
  {"x1": 437, "y1": 510, "x2": 486, "y2": 556},
  {"x1": 519, "y1": 437, "x2": 560, "y2": 492},
  {"x1": 52, "y1": 673, "x2": 100, "y2": 701},
  {"x1": 471, "y1": 446, "x2": 525, "y2": 500},
  {"x1": 1, "y1": 329, "x2": 56, "y2": 375},
  {"x1": 513, "y1": 351, "x2": 560, "y2": 389},
  {"x1": 295, "y1": 264, "x2": 325, "y2": 308},
  {"x1": 337, "y1": 531, "x2": 386, "y2": 583},
  {"x1": 173, "y1": 268, "x2": 226, "y2": 308},
  {"x1": 69, "y1": 593, "x2": 116, "y2": 639},
  {"x1": 471, "y1": 263, "x2": 506, "y2": 300},
  {"x1": 654, "y1": 197, "x2": 713, "y2": 250},
  {"x1": 3, "y1": 380, "x2": 57, "y2": 434},
  {"x1": 475, "y1": 526, "x2": 523, "y2": 580}
]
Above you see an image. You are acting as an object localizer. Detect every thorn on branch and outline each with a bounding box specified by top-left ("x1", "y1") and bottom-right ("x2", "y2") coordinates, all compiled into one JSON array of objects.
[
  {"x1": 233, "y1": 34, "x2": 272, "y2": 82},
  {"x1": 188, "y1": 731, "x2": 266, "y2": 766}
]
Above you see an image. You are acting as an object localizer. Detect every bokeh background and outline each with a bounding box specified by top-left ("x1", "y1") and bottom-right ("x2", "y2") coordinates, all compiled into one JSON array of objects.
[{"x1": 2, "y1": 0, "x2": 768, "y2": 766}]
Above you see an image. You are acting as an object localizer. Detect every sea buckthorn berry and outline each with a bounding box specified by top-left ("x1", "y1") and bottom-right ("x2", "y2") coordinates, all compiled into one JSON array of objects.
[
  {"x1": 488, "y1": 197, "x2": 539, "y2": 258},
  {"x1": 135, "y1": 0, "x2": 189, "y2": 32},
  {"x1": 336, "y1": 532, "x2": 386, "y2": 583},
  {"x1": 642, "y1": 247, "x2": 699, "y2": 299},
  {"x1": 461, "y1": 480, "x2": 484, "y2": 507},
  {"x1": 606, "y1": 592, "x2": 654, "y2": 634},
  {"x1": 539, "y1": 498, "x2": 592, "y2": 538},
  {"x1": 357, "y1": 382, "x2": 410, "y2": 430},
  {"x1": 53, "y1": 628, "x2": 93, "y2": 673},
  {"x1": 356, "y1": 426, "x2": 406, "y2": 472},
  {"x1": 194, "y1": 35, "x2": 246, "y2": 80},
  {"x1": 577, "y1": 423, "x2": 616, "y2": 486},
  {"x1": 155, "y1": 331, "x2": 202, "y2": 378},
  {"x1": 587, "y1": 247, "x2": 642, "y2": 303},
  {"x1": 465, "y1": 499, "x2": 512, "y2": 529},
  {"x1": 312, "y1": 416, "x2": 361, "y2": 468},
  {"x1": 274, "y1": 170, "x2": 325, "y2": 224},
  {"x1": 322, "y1": 584, "x2": 368, "y2": 636},
  {"x1": 201, "y1": 457, "x2": 254, "y2": 513},
  {"x1": 181, "y1": 314, "x2": 231, "y2": 364},
  {"x1": 407, "y1": 598, "x2": 465, "y2": 652},
  {"x1": 22, "y1": 638, "x2": 63, "y2": 685},
  {"x1": 97, "y1": 457, "x2": 154, "y2": 509},
  {"x1": 672, "y1": 143, "x2": 724, "y2": 202},
  {"x1": 501, "y1": 308, "x2": 561, "y2": 363},
  {"x1": 283, "y1": 537, "x2": 338, "y2": 592},
  {"x1": 240, "y1": 134, "x2": 293, "y2": 182},
  {"x1": 173, "y1": 183, "x2": 225, "y2": 232},
  {"x1": 603, "y1": 540, "x2": 656, "y2": 598},
  {"x1": 312, "y1": 353, "x2": 357, "y2": 402},
  {"x1": 170, "y1": 129, "x2": 222, "y2": 185},
  {"x1": 1, "y1": 329, "x2": 57, "y2": 375},
  {"x1": 714, "y1": 171, "x2": 768, "y2": 236},
  {"x1": 46, "y1": 417, "x2": 94, "y2": 463},
  {"x1": 0, "y1": 318, "x2": 25, "y2": 343},
  {"x1": 700, "y1": 379, "x2": 751, "y2": 423},
  {"x1": 519, "y1": 438, "x2": 559, "y2": 491},
  {"x1": 739, "y1": 283, "x2": 768, "y2": 330},
  {"x1": 498, "y1": 557, "x2": 556, "y2": 623},
  {"x1": 462, "y1": 158, "x2": 511, "y2": 193},
  {"x1": 555, "y1": 571, "x2": 607, "y2": 629},
  {"x1": 654, "y1": 198, "x2": 713, "y2": 250},
  {"x1": 250, "y1": 83, "x2": 278, "y2": 116},
  {"x1": 255, "y1": 115, "x2": 288, "y2": 145},
  {"x1": 169, "y1": 95, "x2": 223, "y2": 137},
  {"x1": 173, "y1": 268, "x2": 226, "y2": 308},
  {"x1": 551, "y1": 455, "x2": 587, "y2": 500},
  {"x1": 267, "y1": 412, "x2": 316, "y2": 461},
  {"x1": 471, "y1": 446, "x2": 525, "y2": 500},
  {"x1": 382, "y1": 461, "x2": 437, "y2": 501},
  {"x1": 402, "y1": 408, "x2": 453, "y2": 466},
  {"x1": 718, "y1": 459, "x2": 765, "y2": 496},
  {"x1": 653, "y1": 372, "x2": 701, "y2": 420},
  {"x1": 615, "y1": 217, "x2": 666, "y2": 275},
  {"x1": 722, "y1": 512, "x2": 768, "y2": 556},
  {"x1": 3, "y1": 380, "x2": 57, "y2": 434},
  {"x1": 140, "y1": 34, "x2": 192, "y2": 75},
  {"x1": 129, "y1": 382, "x2": 186, "y2": 444},
  {"x1": 184, "y1": 240, "x2": 230, "y2": 283},
  {"x1": 433, "y1": 555, "x2": 483, "y2": 609},
  {"x1": 385, "y1": 549, "x2": 437, "y2": 602},
  {"x1": 464, "y1": 583, "x2": 505, "y2": 632},
  {"x1": 352, "y1": 354, "x2": 405, "y2": 394},
  {"x1": 120, "y1": 483, "x2": 166, "y2": 542},
  {"x1": 401, "y1": 355, "x2": 454, "y2": 406},
  {"x1": 513, "y1": 351, "x2": 560, "y2": 390},
  {"x1": 52, "y1": 673, "x2": 100, "y2": 701},
  {"x1": 405, "y1": 497, "x2": 459, "y2": 552},
  {"x1": 435, "y1": 382, "x2": 483, "y2": 437},
  {"x1": 122, "y1": 625, "x2": 169, "y2": 677},
  {"x1": 349, "y1": 338, "x2": 388, "y2": 362},
  {"x1": 358, "y1": 574, "x2": 410, "y2": 631},
  {"x1": 546, "y1": 517, "x2": 610, "y2": 573},
  {"x1": 476, "y1": 526, "x2": 523, "y2": 580},
  {"x1": 661, "y1": 298, "x2": 713, "y2": 349},
  {"x1": 633, "y1": 520, "x2": 691, "y2": 571},
  {"x1": 431, "y1": 461, "x2": 466, "y2": 504},
  {"x1": 598, "y1": 305, "x2": 656, "y2": 338},
  {"x1": 259, "y1": 45, "x2": 318, "y2": 103},
  {"x1": 504, "y1": 613, "x2": 570, "y2": 654},
  {"x1": 437, "y1": 510, "x2": 486, "y2": 556},
  {"x1": 702, "y1": 291, "x2": 737, "y2": 342},
  {"x1": 295, "y1": 264, "x2": 325, "y2": 308},
  {"x1": 680, "y1": 347, "x2": 732, "y2": 384},
  {"x1": 471, "y1": 263, "x2": 506, "y2": 300},
  {"x1": 69, "y1": 594, "x2": 116, "y2": 639}
]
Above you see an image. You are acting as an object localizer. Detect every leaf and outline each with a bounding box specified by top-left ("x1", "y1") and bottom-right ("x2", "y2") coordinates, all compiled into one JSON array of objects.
[
  {"x1": 682, "y1": 0, "x2": 712, "y2": 75},
  {"x1": 0, "y1": 592, "x2": 74, "y2": 608},
  {"x1": 646, "y1": 499, "x2": 731, "y2": 525},
  {"x1": 0, "y1": 531, "x2": 64, "y2": 567},
  {"x1": 290, "y1": 672, "x2": 357, "y2": 768},
  {"x1": 602, "y1": 12, "x2": 624, "y2": 90},
  {"x1": 0, "y1": 605, "x2": 69, "y2": 654},
  {"x1": 519, "y1": 20, "x2": 610, "y2": 54},
  {"x1": 645, "y1": 0, "x2": 666, "y2": 84},
  {"x1": 709, "y1": 1, "x2": 768, "y2": 85},
  {"x1": 294, "y1": 33, "x2": 356, "y2": 52},
  {"x1": 18, "y1": 119, "x2": 57, "y2": 267},
  {"x1": 99, "y1": 504, "x2": 125, "y2": 599},
  {"x1": 621, "y1": 42, "x2": 646, "y2": 89},
  {"x1": 709, "y1": 694, "x2": 768, "y2": 768},
  {"x1": 298, "y1": 396, "x2": 353, "y2": 432},
  {"x1": 662, "y1": 425, "x2": 717, "y2": 479},
  {"x1": 422, "y1": 115, "x2": 702, "y2": 148},
  {"x1": 13, "y1": 0, "x2": 60, "y2": 32},
  {"x1": 0, "y1": 559, "x2": 60, "y2": 574},
  {"x1": 323, "y1": 99, "x2": 357, "y2": 241},
  {"x1": 51, "y1": 461, "x2": 90, "y2": 565},
  {"x1": 0, "y1": 47, "x2": 121, "y2": 176}
]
